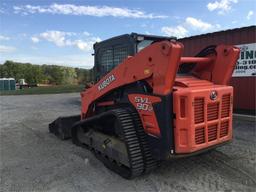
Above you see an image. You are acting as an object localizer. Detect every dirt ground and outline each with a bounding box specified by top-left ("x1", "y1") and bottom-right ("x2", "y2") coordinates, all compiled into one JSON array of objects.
[{"x1": 0, "y1": 93, "x2": 255, "y2": 192}]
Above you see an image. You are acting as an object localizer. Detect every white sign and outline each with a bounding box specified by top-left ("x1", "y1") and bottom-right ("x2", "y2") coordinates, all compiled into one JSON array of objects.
[{"x1": 232, "y1": 43, "x2": 256, "y2": 77}]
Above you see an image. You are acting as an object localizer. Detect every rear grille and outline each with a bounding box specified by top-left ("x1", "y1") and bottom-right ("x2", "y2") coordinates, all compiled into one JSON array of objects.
[
  {"x1": 221, "y1": 94, "x2": 231, "y2": 118},
  {"x1": 193, "y1": 93, "x2": 231, "y2": 145},
  {"x1": 220, "y1": 121, "x2": 229, "y2": 137},
  {"x1": 207, "y1": 103, "x2": 219, "y2": 121},
  {"x1": 194, "y1": 98, "x2": 204, "y2": 124},
  {"x1": 195, "y1": 127, "x2": 205, "y2": 144},
  {"x1": 208, "y1": 124, "x2": 218, "y2": 141}
]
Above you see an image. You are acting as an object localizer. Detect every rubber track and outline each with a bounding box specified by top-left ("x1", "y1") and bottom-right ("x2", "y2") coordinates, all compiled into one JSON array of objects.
[
  {"x1": 72, "y1": 108, "x2": 158, "y2": 178},
  {"x1": 110, "y1": 108, "x2": 144, "y2": 178},
  {"x1": 72, "y1": 108, "x2": 146, "y2": 178},
  {"x1": 131, "y1": 111, "x2": 158, "y2": 173}
]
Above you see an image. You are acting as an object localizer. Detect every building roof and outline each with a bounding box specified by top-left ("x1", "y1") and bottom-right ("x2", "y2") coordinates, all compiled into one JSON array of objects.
[{"x1": 179, "y1": 25, "x2": 256, "y2": 40}]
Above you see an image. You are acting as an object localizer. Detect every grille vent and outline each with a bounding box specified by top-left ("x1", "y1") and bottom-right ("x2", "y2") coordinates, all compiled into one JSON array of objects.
[
  {"x1": 192, "y1": 93, "x2": 231, "y2": 145},
  {"x1": 195, "y1": 127, "x2": 205, "y2": 144},
  {"x1": 220, "y1": 121, "x2": 229, "y2": 137},
  {"x1": 194, "y1": 98, "x2": 204, "y2": 124},
  {"x1": 221, "y1": 94, "x2": 231, "y2": 118},
  {"x1": 208, "y1": 124, "x2": 218, "y2": 141},
  {"x1": 207, "y1": 103, "x2": 219, "y2": 121}
]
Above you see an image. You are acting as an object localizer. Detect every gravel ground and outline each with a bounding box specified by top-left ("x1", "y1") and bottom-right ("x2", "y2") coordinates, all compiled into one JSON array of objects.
[{"x1": 0, "y1": 93, "x2": 255, "y2": 192}]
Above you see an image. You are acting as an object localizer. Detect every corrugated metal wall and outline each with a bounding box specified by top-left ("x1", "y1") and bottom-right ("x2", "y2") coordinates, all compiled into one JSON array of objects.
[{"x1": 179, "y1": 26, "x2": 256, "y2": 113}]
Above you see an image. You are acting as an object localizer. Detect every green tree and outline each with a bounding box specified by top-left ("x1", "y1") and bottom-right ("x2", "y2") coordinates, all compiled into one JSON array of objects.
[
  {"x1": 0, "y1": 60, "x2": 91, "y2": 85},
  {"x1": 63, "y1": 67, "x2": 77, "y2": 84}
]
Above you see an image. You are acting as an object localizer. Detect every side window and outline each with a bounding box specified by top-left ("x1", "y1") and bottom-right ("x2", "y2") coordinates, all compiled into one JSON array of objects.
[
  {"x1": 100, "y1": 46, "x2": 129, "y2": 76},
  {"x1": 137, "y1": 40, "x2": 153, "y2": 52},
  {"x1": 113, "y1": 46, "x2": 129, "y2": 66},
  {"x1": 100, "y1": 49, "x2": 113, "y2": 75}
]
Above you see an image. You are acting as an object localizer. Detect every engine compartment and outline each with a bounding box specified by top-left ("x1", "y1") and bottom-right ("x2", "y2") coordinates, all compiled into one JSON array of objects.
[{"x1": 173, "y1": 76, "x2": 233, "y2": 153}]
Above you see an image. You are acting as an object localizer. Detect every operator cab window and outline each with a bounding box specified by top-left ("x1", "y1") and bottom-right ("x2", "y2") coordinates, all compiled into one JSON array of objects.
[
  {"x1": 113, "y1": 46, "x2": 129, "y2": 66},
  {"x1": 100, "y1": 49, "x2": 113, "y2": 75},
  {"x1": 137, "y1": 40, "x2": 154, "y2": 52},
  {"x1": 100, "y1": 46, "x2": 129, "y2": 76}
]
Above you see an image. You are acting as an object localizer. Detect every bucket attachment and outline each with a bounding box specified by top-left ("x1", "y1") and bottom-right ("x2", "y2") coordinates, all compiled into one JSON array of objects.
[{"x1": 49, "y1": 115, "x2": 81, "y2": 140}]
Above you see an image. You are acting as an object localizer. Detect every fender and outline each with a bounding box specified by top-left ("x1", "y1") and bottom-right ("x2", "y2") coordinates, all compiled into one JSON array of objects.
[{"x1": 128, "y1": 94, "x2": 161, "y2": 137}]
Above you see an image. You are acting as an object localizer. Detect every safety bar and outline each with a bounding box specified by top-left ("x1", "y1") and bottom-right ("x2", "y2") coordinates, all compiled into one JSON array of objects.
[{"x1": 180, "y1": 57, "x2": 213, "y2": 64}]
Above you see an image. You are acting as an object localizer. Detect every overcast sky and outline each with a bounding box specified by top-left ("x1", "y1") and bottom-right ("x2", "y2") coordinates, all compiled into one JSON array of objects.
[{"x1": 0, "y1": 0, "x2": 255, "y2": 68}]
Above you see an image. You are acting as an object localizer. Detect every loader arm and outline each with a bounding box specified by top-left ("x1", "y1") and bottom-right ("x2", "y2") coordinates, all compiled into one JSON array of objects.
[
  {"x1": 81, "y1": 41, "x2": 239, "y2": 118},
  {"x1": 81, "y1": 41, "x2": 183, "y2": 118}
]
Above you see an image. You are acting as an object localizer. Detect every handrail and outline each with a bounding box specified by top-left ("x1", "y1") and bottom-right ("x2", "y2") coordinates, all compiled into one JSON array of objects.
[{"x1": 180, "y1": 57, "x2": 213, "y2": 64}]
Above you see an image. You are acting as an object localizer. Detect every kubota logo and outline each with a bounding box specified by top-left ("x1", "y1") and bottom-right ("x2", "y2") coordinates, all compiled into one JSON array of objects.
[
  {"x1": 98, "y1": 74, "x2": 116, "y2": 91},
  {"x1": 210, "y1": 91, "x2": 218, "y2": 100}
]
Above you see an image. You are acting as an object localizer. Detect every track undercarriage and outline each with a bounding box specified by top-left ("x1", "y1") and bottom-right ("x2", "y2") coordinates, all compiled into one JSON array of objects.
[{"x1": 50, "y1": 108, "x2": 158, "y2": 179}]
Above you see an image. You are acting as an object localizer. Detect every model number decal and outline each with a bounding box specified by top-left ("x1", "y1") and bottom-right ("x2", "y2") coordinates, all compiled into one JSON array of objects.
[
  {"x1": 98, "y1": 74, "x2": 116, "y2": 91},
  {"x1": 135, "y1": 96, "x2": 153, "y2": 111}
]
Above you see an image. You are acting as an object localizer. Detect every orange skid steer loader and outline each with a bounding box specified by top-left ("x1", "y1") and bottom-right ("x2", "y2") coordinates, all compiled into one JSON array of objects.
[{"x1": 49, "y1": 33, "x2": 240, "y2": 179}]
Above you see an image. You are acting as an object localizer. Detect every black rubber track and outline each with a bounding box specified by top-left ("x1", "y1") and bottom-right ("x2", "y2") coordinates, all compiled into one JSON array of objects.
[
  {"x1": 71, "y1": 108, "x2": 158, "y2": 179},
  {"x1": 130, "y1": 111, "x2": 158, "y2": 173},
  {"x1": 101, "y1": 108, "x2": 144, "y2": 179}
]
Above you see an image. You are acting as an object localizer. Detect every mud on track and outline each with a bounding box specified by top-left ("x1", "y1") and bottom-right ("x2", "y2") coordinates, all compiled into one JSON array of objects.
[{"x1": 0, "y1": 93, "x2": 255, "y2": 192}]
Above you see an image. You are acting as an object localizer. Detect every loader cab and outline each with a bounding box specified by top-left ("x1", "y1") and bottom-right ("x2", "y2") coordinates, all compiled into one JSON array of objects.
[{"x1": 93, "y1": 33, "x2": 176, "y2": 81}]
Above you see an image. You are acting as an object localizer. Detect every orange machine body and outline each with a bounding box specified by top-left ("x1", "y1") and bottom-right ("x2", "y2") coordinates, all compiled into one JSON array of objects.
[{"x1": 80, "y1": 41, "x2": 239, "y2": 156}]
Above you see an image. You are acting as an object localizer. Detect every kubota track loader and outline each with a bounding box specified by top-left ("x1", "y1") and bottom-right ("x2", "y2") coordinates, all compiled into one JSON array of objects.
[{"x1": 49, "y1": 33, "x2": 240, "y2": 179}]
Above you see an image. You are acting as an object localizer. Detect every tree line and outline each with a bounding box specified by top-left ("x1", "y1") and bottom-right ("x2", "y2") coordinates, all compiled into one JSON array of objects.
[{"x1": 0, "y1": 60, "x2": 93, "y2": 85}]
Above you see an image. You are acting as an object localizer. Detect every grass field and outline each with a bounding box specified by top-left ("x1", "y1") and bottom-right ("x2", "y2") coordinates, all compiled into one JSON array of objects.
[{"x1": 0, "y1": 85, "x2": 84, "y2": 96}]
